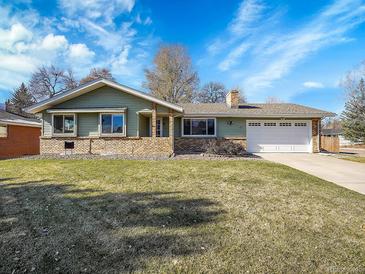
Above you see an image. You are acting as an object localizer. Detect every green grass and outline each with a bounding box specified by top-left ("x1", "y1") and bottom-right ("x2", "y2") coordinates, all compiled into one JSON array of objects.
[
  {"x1": 341, "y1": 156, "x2": 365, "y2": 163},
  {"x1": 1, "y1": 159, "x2": 365, "y2": 273}
]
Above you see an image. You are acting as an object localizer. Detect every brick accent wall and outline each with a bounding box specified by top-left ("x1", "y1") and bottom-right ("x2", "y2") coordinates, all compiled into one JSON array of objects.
[
  {"x1": 174, "y1": 137, "x2": 246, "y2": 153},
  {"x1": 40, "y1": 137, "x2": 173, "y2": 156},
  {"x1": 0, "y1": 125, "x2": 40, "y2": 158},
  {"x1": 312, "y1": 119, "x2": 320, "y2": 153}
]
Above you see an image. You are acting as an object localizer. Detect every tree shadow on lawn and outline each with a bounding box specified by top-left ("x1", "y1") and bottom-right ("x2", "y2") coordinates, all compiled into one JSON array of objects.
[{"x1": 0, "y1": 181, "x2": 224, "y2": 273}]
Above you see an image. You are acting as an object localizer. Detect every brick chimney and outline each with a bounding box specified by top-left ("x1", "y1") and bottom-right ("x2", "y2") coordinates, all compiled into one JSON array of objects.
[{"x1": 226, "y1": 90, "x2": 240, "y2": 108}]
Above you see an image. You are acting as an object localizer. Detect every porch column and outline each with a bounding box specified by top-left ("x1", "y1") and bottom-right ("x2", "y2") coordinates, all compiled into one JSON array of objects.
[
  {"x1": 151, "y1": 103, "x2": 157, "y2": 138},
  {"x1": 169, "y1": 109, "x2": 174, "y2": 152},
  {"x1": 312, "y1": 118, "x2": 320, "y2": 153}
]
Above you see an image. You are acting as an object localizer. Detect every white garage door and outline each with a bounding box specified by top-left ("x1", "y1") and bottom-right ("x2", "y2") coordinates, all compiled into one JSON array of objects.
[{"x1": 247, "y1": 120, "x2": 312, "y2": 153}]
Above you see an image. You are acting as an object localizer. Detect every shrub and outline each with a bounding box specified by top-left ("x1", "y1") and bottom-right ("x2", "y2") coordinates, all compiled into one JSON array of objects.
[{"x1": 204, "y1": 140, "x2": 245, "y2": 156}]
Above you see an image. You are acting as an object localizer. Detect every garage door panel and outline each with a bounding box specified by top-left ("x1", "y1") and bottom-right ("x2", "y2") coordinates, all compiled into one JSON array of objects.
[{"x1": 247, "y1": 120, "x2": 311, "y2": 153}]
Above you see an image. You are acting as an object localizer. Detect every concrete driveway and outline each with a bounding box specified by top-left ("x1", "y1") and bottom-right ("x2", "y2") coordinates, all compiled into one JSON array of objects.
[{"x1": 256, "y1": 153, "x2": 365, "y2": 195}]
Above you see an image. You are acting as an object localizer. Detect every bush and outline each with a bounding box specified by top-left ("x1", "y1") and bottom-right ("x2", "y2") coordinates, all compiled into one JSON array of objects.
[{"x1": 204, "y1": 140, "x2": 245, "y2": 156}]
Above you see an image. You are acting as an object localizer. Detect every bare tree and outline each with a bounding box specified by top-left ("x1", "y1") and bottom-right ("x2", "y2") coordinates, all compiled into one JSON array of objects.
[
  {"x1": 63, "y1": 69, "x2": 79, "y2": 90},
  {"x1": 321, "y1": 117, "x2": 341, "y2": 130},
  {"x1": 265, "y1": 96, "x2": 284, "y2": 103},
  {"x1": 80, "y1": 68, "x2": 115, "y2": 84},
  {"x1": 144, "y1": 44, "x2": 199, "y2": 103},
  {"x1": 196, "y1": 82, "x2": 227, "y2": 103},
  {"x1": 29, "y1": 66, "x2": 68, "y2": 101},
  {"x1": 231, "y1": 86, "x2": 247, "y2": 103}
]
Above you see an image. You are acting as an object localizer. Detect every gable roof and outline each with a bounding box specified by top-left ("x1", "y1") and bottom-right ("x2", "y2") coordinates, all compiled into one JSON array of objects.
[
  {"x1": 0, "y1": 110, "x2": 41, "y2": 127},
  {"x1": 25, "y1": 79, "x2": 184, "y2": 113},
  {"x1": 180, "y1": 103, "x2": 335, "y2": 118}
]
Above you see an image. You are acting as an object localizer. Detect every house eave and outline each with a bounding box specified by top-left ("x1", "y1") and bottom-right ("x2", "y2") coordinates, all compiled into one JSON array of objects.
[
  {"x1": 46, "y1": 108, "x2": 127, "y2": 113},
  {"x1": 181, "y1": 112, "x2": 336, "y2": 118},
  {"x1": 25, "y1": 79, "x2": 184, "y2": 114},
  {"x1": 0, "y1": 119, "x2": 41, "y2": 128}
]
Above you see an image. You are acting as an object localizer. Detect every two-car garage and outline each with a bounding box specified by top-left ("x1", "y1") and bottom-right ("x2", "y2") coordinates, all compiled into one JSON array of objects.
[{"x1": 246, "y1": 120, "x2": 313, "y2": 153}]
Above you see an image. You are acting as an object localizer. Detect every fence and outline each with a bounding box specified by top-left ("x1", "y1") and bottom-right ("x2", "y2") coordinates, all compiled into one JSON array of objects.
[{"x1": 320, "y1": 136, "x2": 339, "y2": 153}]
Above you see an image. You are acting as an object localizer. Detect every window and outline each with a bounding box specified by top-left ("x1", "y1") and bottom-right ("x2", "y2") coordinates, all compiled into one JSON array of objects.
[
  {"x1": 264, "y1": 122, "x2": 276, "y2": 126},
  {"x1": 295, "y1": 122, "x2": 307, "y2": 127},
  {"x1": 0, "y1": 124, "x2": 7, "y2": 137},
  {"x1": 156, "y1": 118, "x2": 163, "y2": 137},
  {"x1": 279, "y1": 122, "x2": 292, "y2": 127},
  {"x1": 248, "y1": 122, "x2": 261, "y2": 126},
  {"x1": 53, "y1": 114, "x2": 75, "y2": 135},
  {"x1": 101, "y1": 114, "x2": 125, "y2": 135},
  {"x1": 183, "y1": 118, "x2": 215, "y2": 136}
]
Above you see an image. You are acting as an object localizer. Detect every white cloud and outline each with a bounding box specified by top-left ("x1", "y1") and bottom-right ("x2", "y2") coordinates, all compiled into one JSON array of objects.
[
  {"x1": 81, "y1": 19, "x2": 136, "y2": 52},
  {"x1": 218, "y1": 42, "x2": 250, "y2": 71},
  {"x1": 207, "y1": 0, "x2": 265, "y2": 56},
  {"x1": 0, "y1": 54, "x2": 38, "y2": 73},
  {"x1": 68, "y1": 43, "x2": 95, "y2": 60},
  {"x1": 144, "y1": 16, "x2": 152, "y2": 25},
  {"x1": 0, "y1": 23, "x2": 33, "y2": 51},
  {"x1": 41, "y1": 33, "x2": 68, "y2": 51},
  {"x1": 303, "y1": 81, "x2": 324, "y2": 88},
  {"x1": 59, "y1": 0, "x2": 135, "y2": 23},
  {"x1": 229, "y1": 0, "x2": 265, "y2": 36},
  {"x1": 243, "y1": 0, "x2": 365, "y2": 92},
  {"x1": 110, "y1": 45, "x2": 131, "y2": 72},
  {"x1": 0, "y1": 1, "x2": 154, "y2": 99}
]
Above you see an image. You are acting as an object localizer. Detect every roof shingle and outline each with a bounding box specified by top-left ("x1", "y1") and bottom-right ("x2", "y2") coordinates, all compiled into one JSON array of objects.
[
  {"x1": 179, "y1": 103, "x2": 335, "y2": 117},
  {"x1": 0, "y1": 110, "x2": 41, "y2": 127}
]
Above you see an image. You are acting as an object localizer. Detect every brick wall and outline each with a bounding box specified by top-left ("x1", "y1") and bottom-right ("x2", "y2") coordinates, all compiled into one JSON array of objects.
[
  {"x1": 312, "y1": 119, "x2": 320, "y2": 153},
  {"x1": 40, "y1": 137, "x2": 173, "y2": 156},
  {"x1": 0, "y1": 125, "x2": 40, "y2": 158},
  {"x1": 174, "y1": 137, "x2": 246, "y2": 153}
]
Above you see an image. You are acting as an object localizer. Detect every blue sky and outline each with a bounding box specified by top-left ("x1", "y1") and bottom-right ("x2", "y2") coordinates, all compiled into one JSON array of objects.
[{"x1": 1, "y1": 0, "x2": 365, "y2": 114}]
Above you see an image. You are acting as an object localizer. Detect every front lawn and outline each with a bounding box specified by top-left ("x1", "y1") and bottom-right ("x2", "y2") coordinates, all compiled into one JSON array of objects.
[
  {"x1": 1, "y1": 159, "x2": 364, "y2": 273},
  {"x1": 341, "y1": 156, "x2": 365, "y2": 163}
]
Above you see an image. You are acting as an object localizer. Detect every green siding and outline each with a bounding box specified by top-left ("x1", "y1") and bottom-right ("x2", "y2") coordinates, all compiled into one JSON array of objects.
[
  {"x1": 139, "y1": 115, "x2": 149, "y2": 137},
  {"x1": 157, "y1": 105, "x2": 169, "y2": 113},
  {"x1": 162, "y1": 117, "x2": 169, "y2": 137},
  {"x1": 51, "y1": 86, "x2": 169, "y2": 137},
  {"x1": 78, "y1": 113, "x2": 99, "y2": 137},
  {"x1": 174, "y1": 117, "x2": 181, "y2": 137},
  {"x1": 42, "y1": 112, "x2": 52, "y2": 137},
  {"x1": 217, "y1": 117, "x2": 246, "y2": 138}
]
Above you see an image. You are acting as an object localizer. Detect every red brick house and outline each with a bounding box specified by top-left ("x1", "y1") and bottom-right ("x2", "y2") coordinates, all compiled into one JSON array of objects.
[{"x1": 0, "y1": 110, "x2": 41, "y2": 158}]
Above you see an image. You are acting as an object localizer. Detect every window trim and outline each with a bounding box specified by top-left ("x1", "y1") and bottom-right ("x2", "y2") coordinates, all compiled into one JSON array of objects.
[
  {"x1": 181, "y1": 117, "x2": 217, "y2": 137},
  {"x1": 0, "y1": 124, "x2": 8, "y2": 138},
  {"x1": 156, "y1": 117, "x2": 163, "y2": 137},
  {"x1": 99, "y1": 113, "x2": 126, "y2": 137},
  {"x1": 52, "y1": 113, "x2": 77, "y2": 137}
]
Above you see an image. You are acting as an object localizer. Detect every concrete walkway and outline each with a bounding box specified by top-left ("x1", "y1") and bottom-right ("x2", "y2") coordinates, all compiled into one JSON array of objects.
[{"x1": 256, "y1": 153, "x2": 365, "y2": 195}]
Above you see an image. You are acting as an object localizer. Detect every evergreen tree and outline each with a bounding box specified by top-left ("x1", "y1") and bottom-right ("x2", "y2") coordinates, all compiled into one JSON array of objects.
[
  {"x1": 341, "y1": 78, "x2": 365, "y2": 143},
  {"x1": 6, "y1": 83, "x2": 35, "y2": 117}
]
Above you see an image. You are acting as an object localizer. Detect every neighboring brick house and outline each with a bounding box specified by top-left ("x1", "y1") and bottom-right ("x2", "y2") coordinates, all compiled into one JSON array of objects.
[
  {"x1": 0, "y1": 110, "x2": 41, "y2": 158},
  {"x1": 25, "y1": 79, "x2": 334, "y2": 156}
]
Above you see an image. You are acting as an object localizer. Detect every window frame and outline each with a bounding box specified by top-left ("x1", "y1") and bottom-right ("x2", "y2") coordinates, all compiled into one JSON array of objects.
[
  {"x1": 99, "y1": 113, "x2": 126, "y2": 137},
  {"x1": 0, "y1": 124, "x2": 7, "y2": 138},
  {"x1": 156, "y1": 117, "x2": 163, "y2": 137},
  {"x1": 52, "y1": 113, "x2": 77, "y2": 137},
  {"x1": 181, "y1": 117, "x2": 216, "y2": 137}
]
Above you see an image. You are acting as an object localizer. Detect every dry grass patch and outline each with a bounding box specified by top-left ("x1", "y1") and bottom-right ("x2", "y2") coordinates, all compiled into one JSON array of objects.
[{"x1": 1, "y1": 159, "x2": 365, "y2": 273}]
